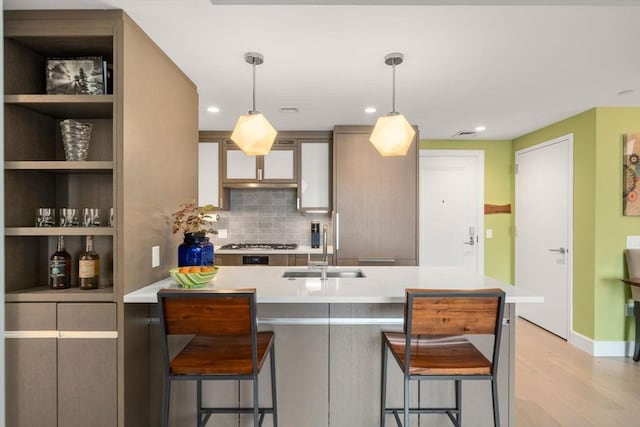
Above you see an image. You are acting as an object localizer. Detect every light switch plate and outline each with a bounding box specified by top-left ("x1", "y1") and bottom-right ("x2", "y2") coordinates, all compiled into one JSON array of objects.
[
  {"x1": 152, "y1": 246, "x2": 160, "y2": 268},
  {"x1": 218, "y1": 229, "x2": 228, "y2": 239},
  {"x1": 486, "y1": 229, "x2": 493, "y2": 239}
]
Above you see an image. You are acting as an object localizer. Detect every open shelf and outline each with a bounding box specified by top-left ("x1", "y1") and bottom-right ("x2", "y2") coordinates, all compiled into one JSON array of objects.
[
  {"x1": 5, "y1": 227, "x2": 114, "y2": 236},
  {"x1": 5, "y1": 94, "x2": 113, "y2": 118},
  {"x1": 6, "y1": 286, "x2": 114, "y2": 303},
  {"x1": 5, "y1": 161, "x2": 114, "y2": 171}
]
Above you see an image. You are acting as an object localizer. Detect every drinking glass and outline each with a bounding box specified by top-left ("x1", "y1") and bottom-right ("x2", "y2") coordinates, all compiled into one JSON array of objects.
[
  {"x1": 82, "y1": 208, "x2": 101, "y2": 227},
  {"x1": 59, "y1": 208, "x2": 79, "y2": 227},
  {"x1": 35, "y1": 208, "x2": 56, "y2": 227}
]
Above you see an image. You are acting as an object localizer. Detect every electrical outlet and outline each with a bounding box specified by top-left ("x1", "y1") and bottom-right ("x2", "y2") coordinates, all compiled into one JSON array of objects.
[
  {"x1": 218, "y1": 229, "x2": 228, "y2": 239},
  {"x1": 626, "y1": 301, "x2": 635, "y2": 317},
  {"x1": 152, "y1": 246, "x2": 160, "y2": 268}
]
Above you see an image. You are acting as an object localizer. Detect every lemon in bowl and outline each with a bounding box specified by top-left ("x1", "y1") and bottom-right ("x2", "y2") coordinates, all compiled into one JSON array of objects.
[{"x1": 169, "y1": 266, "x2": 218, "y2": 288}]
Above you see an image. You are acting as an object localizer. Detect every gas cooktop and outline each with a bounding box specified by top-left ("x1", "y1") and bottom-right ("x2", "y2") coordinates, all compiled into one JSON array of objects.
[{"x1": 219, "y1": 243, "x2": 298, "y2": 250}]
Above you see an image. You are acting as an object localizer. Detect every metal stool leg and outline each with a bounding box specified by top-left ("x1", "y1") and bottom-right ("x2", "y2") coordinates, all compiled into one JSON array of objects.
[
  {"x1": 380, "y1": 340, "x2": 388, "y2": 427},
  {"x1": 162, "y1": 377, "x2": 171, "y2": 427},
  {"x1": 403, "y1": 375, "x2": 409, "y2": 427},
  {"x1": 253, "y1": 374, "x2": 259, "y2": 427},
  {"x1": 455, "y1": 379, "x2": 462, "y2": 427},
  {"x1": 270, "y1": 344, "x2": 278, "y2": 427},
  {"x1": 197, "y1": 379, "x2": 203, "y2": 427},
  {"x1": 491, "y1": 378, "x2": 500, "y2": 427}
]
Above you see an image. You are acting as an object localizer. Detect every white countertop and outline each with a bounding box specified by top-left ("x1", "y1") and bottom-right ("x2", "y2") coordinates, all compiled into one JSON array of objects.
[
  {"x1": 215, "y1": 245, "x2": 334, "y2": 255},
  {"x1": 124, "y1": 266, "x2": 543, "y2": 304}
]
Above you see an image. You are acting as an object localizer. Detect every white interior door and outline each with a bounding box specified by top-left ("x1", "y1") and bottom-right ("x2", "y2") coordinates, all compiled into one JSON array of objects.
[
  {"x1": 515, "y1": 135, "x2": 572, "y2": 339},
  {"x1": 419, "y1": 150, "x2": 484, "y2": 273}
]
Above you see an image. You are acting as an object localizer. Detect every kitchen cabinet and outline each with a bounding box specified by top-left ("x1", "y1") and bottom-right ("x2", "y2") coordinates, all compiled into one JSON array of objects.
[
  {"x1": 6, "y1": 302, "x2": 117, "y2": 427},
  {"x1": 198, "y1": 138, "x2": 222, "y2": 208},
  {"x1": 222, "y1": 139, "x2": 298, "y2": 185},
  {"x1": 298, "y1": 137, "x2": 331, "y2": 212},
  {"x1": 333, "y1": 125, "x2": 418, "y2": 266},
  {"x1": 4, "y1": 10, "x2": 199, "y2": 427}
]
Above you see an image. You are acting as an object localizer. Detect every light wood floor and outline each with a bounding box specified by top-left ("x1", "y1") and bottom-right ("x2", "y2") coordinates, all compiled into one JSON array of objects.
[{"x1": 515, "y1": 318, "x2": 640, "y2": 426}]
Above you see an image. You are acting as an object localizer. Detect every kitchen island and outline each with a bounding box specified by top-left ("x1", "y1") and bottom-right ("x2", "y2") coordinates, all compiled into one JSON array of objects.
[{"x1": 124, "y1": 266, "x2": 541, "y2": 427}]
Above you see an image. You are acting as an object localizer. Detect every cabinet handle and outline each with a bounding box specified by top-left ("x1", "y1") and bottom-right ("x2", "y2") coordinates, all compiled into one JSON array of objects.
[
  {"x1": 357, "y1": 258, "x2": 396, "y2": 264},
  {"x1": 297, "y1": 197, "x2": 300, "y2": 210},
  {"x1": 258, "y1": 168, "x2": 263, "y2": 181}
]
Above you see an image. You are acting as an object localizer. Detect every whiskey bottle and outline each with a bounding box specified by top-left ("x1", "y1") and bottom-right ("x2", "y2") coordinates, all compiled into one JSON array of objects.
[
  {"x1": 49, "y1": 235, "x2": 71, "y2": 289},
  {"x1": 78, "y1": 235, "x2": 100, "y2": 290}
]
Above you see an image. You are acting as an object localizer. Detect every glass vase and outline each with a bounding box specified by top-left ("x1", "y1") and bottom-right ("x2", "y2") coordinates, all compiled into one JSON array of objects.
[{"x1": 178, "y1": 232, "x2": 214, "y2": 267}]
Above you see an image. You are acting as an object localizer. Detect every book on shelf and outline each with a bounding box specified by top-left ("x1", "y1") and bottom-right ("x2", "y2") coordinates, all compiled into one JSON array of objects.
[{"x1": 46, "y1": 56, "x2": 108, "y2": 95}]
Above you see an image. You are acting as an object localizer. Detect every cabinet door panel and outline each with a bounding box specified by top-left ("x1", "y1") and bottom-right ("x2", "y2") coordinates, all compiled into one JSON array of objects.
[
  {"x1": 6, "y1": 338, "x2": 58, "y2": 427},
  {"x1": 226, "y1": 150, "x2": 257, "y2": 180},
  {"x1": 299, "y1": 142, "x2": 330, "y2": 210},
  {"x1": 199, "y1": 142, "x2": 220, "y2": 207},
  {"x1": 58, "y1": 338, "x2": 117, "y2": 427},
  {"x1": 263, "y1": 149, "x2": 294, "y2": 180}
]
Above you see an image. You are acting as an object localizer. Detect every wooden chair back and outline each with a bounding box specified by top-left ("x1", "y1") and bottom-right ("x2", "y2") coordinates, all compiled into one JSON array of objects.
[
  {"x1": 405, "y1": 288, "x2": 505, "y2": 336},
  {"x1": 158, "y1": 288, "x2": 256, "y2": 337}
]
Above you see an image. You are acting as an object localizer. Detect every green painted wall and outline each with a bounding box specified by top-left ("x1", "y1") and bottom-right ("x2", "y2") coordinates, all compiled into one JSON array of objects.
[
  {"x1": 514, "y1": 107, "x2": 640, "y2": 341},
  {"x1": 419, "y1": 140, "x2": 513, "y2": 283},
  {"x1": 593, "y1": 108, "x2": 640, "y2": 341}
]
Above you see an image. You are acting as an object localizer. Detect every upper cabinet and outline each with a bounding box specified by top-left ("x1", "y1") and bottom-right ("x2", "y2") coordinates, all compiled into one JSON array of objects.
[
  {"x1": 298, "y1": 136, "x2": 332, "y2": 212},
  {"x1": 223, "y1": 139, "x2": 298, "y2": 184},
  {"x1": 200, "y1": 131, "x2": 332, "y2": 211}
]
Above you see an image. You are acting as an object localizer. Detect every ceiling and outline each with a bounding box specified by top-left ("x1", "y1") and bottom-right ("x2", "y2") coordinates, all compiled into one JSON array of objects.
[{"x1": 5, "y1": 0, "x2": 640, "y2": 139}]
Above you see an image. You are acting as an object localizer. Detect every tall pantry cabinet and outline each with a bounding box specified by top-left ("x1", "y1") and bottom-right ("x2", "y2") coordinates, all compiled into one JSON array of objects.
[
  {"x1": 333, "y1": 125, "x2": 418, "y2": 266},
  {"x1": 4, "y1": 10, "x2": 199, "y2": 427}
]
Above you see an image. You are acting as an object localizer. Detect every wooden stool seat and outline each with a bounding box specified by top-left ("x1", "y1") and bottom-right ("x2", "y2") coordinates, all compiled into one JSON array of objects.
[
  {"x1": 382, "y1": 332, "x2": 492, "y2": 376},
  {"x1": 170, "y1": 332, "x2": 274, "y2": 376}
]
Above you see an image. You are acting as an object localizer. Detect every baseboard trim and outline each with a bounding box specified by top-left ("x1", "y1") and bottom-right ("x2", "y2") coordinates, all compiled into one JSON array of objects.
[{"x1": 569, "y1": 330, "x2": 634, "y2": 357}]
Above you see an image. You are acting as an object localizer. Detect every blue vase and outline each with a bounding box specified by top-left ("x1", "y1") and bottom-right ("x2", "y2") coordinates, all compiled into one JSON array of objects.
[{"x1": 178, "y1": 232, "x2": 214, "y2": 267}]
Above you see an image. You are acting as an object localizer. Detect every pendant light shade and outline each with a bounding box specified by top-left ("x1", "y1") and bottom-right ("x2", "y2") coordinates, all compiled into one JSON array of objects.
[
  {"x1": 369, "y1": 52, "x2": 415, "y2": 157},
  {"x1": 231, "y1": 52, "x2": 277, "y2": 156}
]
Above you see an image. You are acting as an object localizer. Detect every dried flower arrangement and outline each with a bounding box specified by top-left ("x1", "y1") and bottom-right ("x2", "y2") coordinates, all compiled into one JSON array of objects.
[{"x1": 171, "y1": 199, "x2": 218, "y2": 236}]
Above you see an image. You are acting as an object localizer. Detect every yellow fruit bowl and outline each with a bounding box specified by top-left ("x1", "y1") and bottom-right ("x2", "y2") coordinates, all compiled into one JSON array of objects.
[{"x1": 169, "y1": 266, "x2": 219, "y2": 288}]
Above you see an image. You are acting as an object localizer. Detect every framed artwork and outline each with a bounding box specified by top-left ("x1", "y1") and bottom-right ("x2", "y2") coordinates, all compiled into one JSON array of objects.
[
  {"x1": 46, "y1": 57, "x2": 105, "y2": 95},
  {"x1": 624, "y1": 133, "x2": 640, "y2": 215}
]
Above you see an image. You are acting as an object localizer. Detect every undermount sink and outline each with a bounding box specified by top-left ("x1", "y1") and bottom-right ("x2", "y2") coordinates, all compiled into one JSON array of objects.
[{"x1": 282, "y1": 269, "x2": 366, "y2": 279}]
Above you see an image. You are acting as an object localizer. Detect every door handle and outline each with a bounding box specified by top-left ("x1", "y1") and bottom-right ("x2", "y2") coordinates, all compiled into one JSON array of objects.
[
  {"x1": 548, "y1": 247, "x2": 567, "y2": 254},
  {"x1": 463, "y1": 237, "x2": 475, "y2": 246}
]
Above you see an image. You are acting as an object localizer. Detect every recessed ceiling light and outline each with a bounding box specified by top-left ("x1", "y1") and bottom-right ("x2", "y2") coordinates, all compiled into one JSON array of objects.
[
  {"x1": 618, "y1": 89, "x2": 635, "y2": 96},
  {"x1": 475, "y1": 125, "x2": 486, "y2": 132},
  {"x1": 365, "y1": 107, "x2": 377, "y2": 114},
  {"x1": 207, "y1": 106, "x2": 220, "y2": 113}
]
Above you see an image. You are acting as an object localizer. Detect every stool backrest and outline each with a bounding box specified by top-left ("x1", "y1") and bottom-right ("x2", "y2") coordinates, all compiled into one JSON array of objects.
[
  {"x1": 405, "y1": 288, "x2": 505, "y2": 337},
  {"x1": 158, "y1": 288, "x2": 256, "y2": 337}
]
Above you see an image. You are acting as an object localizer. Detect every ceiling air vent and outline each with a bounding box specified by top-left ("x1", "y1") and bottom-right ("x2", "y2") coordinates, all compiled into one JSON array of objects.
[
  {"x1": 452, "y1": 130, "x2": 477, "y2": 138},
  {"x1": 279, "y1": 107, "x2": 300, "y2": 113}
]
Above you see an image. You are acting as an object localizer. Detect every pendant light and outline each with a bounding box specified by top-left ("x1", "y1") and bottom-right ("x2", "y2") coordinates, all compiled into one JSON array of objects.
[
  {"x1": 370, "y1": 52, "x2": 415, "y2": 157},
  {"x1": 231, "y1": 52, "x2": 277, "y2": 156}
]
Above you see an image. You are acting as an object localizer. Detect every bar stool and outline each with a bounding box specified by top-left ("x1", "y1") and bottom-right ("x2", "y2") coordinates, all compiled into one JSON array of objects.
[
  {"x1": 380, "y1": 288, "x2": 505, "y2": 427},
  {"x1": 157, "y1": 288, "x2": 277, "y2": 427}
]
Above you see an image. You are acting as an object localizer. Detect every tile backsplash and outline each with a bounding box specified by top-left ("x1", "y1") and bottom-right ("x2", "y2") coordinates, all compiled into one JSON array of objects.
[{"x1": 209, "y1": 188, "x2": 331, "y2": 246}]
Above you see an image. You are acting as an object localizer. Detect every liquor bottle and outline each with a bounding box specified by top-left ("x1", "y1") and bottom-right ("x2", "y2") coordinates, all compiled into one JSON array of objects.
[
  {"x1": 78, "y1": 235, "x2": 100, "y2": 290},
  {"x1": 49, "y1": 235, "x2": 71, "y2": 289}
]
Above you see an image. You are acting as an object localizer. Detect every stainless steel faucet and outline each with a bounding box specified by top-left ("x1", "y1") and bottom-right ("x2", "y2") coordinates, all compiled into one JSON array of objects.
[{"x1": 309, "y1": 224, "x2": 329, "y2": 280}]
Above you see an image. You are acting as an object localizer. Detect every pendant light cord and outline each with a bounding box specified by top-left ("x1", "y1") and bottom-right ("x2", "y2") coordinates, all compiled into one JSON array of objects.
[
  {"x1": 391, "y1": 61, "x2": 397, "y2": 114},
  {"x1": 251, "y1": 60, "x2": 257, "y2": 113}
]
